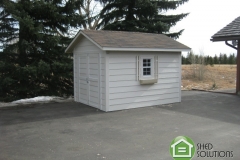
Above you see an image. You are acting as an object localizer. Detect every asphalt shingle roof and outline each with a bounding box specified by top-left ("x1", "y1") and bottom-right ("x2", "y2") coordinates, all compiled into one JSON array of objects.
[
  {"x1": 65, "y1": 30, "x2": 191, "y2": 53},
  {"x1": 81, "y1": 30, "x2": 190, "y2": 49},
  {"x1": 211, "y1": 16, "x2": 240, "y2": 41}
]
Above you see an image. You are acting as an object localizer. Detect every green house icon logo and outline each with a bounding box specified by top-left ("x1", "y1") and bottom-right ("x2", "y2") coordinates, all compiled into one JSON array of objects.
[{"x1": 170, "y1": 136, "x2": 195, "y2": 160}]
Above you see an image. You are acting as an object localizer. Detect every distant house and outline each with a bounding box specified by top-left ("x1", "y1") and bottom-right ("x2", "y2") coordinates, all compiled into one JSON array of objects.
[{"x1": 65, "y1": 30, "x2": 190, "y2": 112}]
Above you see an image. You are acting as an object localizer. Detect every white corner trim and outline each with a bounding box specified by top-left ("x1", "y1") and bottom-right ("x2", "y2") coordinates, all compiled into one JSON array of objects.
[
  {"x1": 179, "y1": 54, "x2": 182, "y2": 102},
  {"x1": 98, "y1": 52, "x2": 102, "y2": 110},
  {"x1": 105, "y1": 52, "x2": 109, "y2": 112},
  {"x1": 102, "y1": 47, "x2": 191, "y2": 52},
  {"x1": 136, "y1": 56, "x2": 140, "y2": 81},
  {"x1": 73, "y1": 54, "x2": 76, "y2": 101}
]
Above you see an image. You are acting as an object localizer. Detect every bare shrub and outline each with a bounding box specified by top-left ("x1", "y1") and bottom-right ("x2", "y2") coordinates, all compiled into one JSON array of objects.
[{"x1": 187, "y1": 50, "x2": 206, "y2": 81}]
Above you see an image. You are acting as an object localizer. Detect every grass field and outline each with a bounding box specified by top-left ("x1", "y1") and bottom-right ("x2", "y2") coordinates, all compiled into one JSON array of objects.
[{"x1": 182, "y1": 64, "x2": 237, "y2": 91}]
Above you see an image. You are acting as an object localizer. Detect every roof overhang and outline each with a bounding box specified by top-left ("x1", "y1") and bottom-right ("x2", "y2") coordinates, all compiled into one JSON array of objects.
[
  {"x1": 65, "y1": 31, "x2": 191, "y2": 53},
  {"x1": 102, "y1": 47, "x2": 190, "y2": 52},
  {"x1": 211, "y1": 36, "x2": 240, "y2": 42}
]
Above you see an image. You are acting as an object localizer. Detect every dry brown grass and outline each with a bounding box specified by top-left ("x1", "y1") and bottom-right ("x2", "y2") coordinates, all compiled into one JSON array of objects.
[{"x1": 182, "y1": 64, "x2": 237, "y2": 91}]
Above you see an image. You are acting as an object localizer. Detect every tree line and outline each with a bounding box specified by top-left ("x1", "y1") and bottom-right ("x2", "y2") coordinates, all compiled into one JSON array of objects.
[
  {"x1": 0, "y1": 0, "x2": 189, "y2": 102},
  {"x1": 182, "y1": 52, "x2": 237, "y2": 65}
]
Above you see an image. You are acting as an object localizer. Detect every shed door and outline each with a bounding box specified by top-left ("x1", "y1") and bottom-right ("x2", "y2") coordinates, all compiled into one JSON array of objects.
[{"x1": 79, "y1": 54, "x2": 100, "y2": 109}]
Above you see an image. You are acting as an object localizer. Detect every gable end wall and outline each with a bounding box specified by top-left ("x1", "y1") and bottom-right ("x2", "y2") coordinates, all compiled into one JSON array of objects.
[{"x1": 73, "y1": 37, "x2": 106, "y2": 110}]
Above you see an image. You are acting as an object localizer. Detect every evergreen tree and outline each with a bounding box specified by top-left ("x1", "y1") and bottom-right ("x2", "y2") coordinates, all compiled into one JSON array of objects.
[
  {"x1": 228, "y1": 53, "x2": 237, "y2": 64},
  {"x1": 214, "y1": 54, "x2": 218, "y2": 64},
  {"x1": 205, "y1": 55, "x2": 210, "y2": 65},
  {"x1": 182, "y1": 55, "x2": 187, "y2": 64},
  {"x1": 186, "y1": 51, "x2": 192, "y2": 64},
  {"x1": 223, "y1": 54, "x2": 228, "y2": 64},
  {"x1": 0, "y1": 0, "x2": 83, "y2": 101},
  {"x1": 233, "y1": 53, "x2": 237, "y2": 64},
  {"x1": 97, "y1": 0, "x2": 189, "y2": 39},
  {"x1": 195, "y1": 54, "x2": 199, "y2": 64},
  {"x1": 228, "y1": 53, "x2": 234, "y2": 64},
  {"x1": 219, "y1": 53, "x2": 223, "y2": 64},
  {"x1": 209, "y1": 56, "x2": 214, "y2": 66}
]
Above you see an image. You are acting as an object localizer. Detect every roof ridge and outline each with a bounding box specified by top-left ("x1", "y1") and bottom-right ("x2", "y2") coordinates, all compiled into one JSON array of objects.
[{"x1": 82, "y1": 29, "x2": 166, "y2": 36}]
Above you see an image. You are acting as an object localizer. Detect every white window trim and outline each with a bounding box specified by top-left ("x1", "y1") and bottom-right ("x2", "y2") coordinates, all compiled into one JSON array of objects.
[
  {"x1": 136, "y1": 55, "x2": 158, "y2": 82},
  {"x1": 140, "y1": 55, "x2": 155, "y2": 80}
]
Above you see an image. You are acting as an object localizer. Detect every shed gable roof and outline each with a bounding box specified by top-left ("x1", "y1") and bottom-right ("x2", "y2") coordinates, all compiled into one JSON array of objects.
[
  {"x1": 211, "y1": 16, "x2": 240, "y2": 41},
  {"x1": 65, "y1": 30, "x2": 190, "y2": 53}
]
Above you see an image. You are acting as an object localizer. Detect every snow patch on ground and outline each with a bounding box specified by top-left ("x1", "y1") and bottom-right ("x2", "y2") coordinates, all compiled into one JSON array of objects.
[
  {"x1": 0, "y1": 96, "x2": 73, "y2": 108},
  {"x1": 12, "y1": 96, "x2": 60, "y2": 104}
]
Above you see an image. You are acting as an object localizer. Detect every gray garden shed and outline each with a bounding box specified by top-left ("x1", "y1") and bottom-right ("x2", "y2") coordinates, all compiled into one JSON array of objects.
[{"x1": 65, "y1": 30, "x2": 190, "y2": 111}]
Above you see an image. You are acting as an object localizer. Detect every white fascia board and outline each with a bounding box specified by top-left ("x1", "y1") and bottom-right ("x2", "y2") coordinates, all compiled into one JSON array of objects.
[
  {"x1": 65, "y1": 31, "x2": 82, "y2": 53},
  {"x1": 102, "y1": 47, "x2": 191, "y2": 52},
  {"x1": 81, "y1": 32, "x2": 103, "y2": 50},
  {"x1": 65, "y1": 31, "x2": 103, "y2": 53}
]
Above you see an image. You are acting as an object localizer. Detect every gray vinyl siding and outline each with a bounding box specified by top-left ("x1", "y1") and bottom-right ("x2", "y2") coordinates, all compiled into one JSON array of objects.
[
  {"x1": 107, "y1": 51, "x2": 181, "y2": 111},
  {"x1": 73, "y1": 37, "x2": 106, "y2": 110}
]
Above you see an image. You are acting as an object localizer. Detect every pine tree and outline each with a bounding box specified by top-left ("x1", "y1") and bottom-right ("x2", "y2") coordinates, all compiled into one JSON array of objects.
[
  {"x1": 0, "y1": 0, "x2": 83, "y2": 101},
  {"x1": 214, "y1": 54, "x2": 218, "y2": 64},
  {"x1": 205, "y1": 55, "x2": 210, "y2": 65},
  {"x1": 186, "y1": 51, "x2": 194, "y2": 64},
  {"x1": 209, "y1": 56, "x2": 214, "y2": 66},
  {"x1": 97, "y1": 0, "x2": 189, "y2": 39},
  {"x1": 223, "y1": 54, "x2": 228, "y2": 64},
  {"x1": 233, "y1": 53, "x2": 237, "y2": 64},
  {"x1": 219, "y1": 53, "x2": 223, "y2": 64},
  {"x1": 228, "y1": 54, "x2": 234, "y2": 64},
  {"x1": 182, "y1": 55, "x2": 186, "y2": 64}
]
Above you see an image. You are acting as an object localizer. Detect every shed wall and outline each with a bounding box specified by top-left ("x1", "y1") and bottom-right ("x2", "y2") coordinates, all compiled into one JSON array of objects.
[
  {"x1": 73, "y1": 37, "x2": 106, "y2": 110},
  {"x1": 107, "y1": 51, "x2": 181, "y2": 111}
]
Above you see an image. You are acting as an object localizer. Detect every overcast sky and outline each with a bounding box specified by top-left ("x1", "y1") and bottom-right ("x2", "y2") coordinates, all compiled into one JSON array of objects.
[{"x1": 170, "y1": 0, "x2": 240, "y2": 56}]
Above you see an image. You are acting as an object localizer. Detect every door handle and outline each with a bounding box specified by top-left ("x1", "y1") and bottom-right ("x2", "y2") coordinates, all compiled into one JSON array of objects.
[{"x1": 86, "y1": 78, "x2": 89, "y2": 83}]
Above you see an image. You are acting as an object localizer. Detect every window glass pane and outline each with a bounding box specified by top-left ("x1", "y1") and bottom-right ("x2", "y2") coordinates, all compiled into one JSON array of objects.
[
  {"x1": 146, "y1": 68, "x2": 151, "y2": 75},
  {"x1": 143, "y1": 59, "x2": 149, "y2": 66},
  {"x1": 143, "y1": 59, "x2": 151, "y2": 66},
  {"x1": 143, "y1": 60, "x2": 146, "y2": 66},
  {"x1": 142, "y1": 58, "x2": 151, "y2": 76}
]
